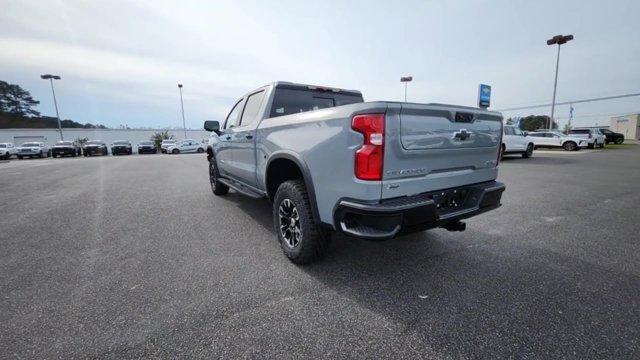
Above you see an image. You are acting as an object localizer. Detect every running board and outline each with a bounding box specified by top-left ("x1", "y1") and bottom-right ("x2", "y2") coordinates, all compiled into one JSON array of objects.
[{"x1": 217, "y1": 178, "x2": 265, "y2": 199}]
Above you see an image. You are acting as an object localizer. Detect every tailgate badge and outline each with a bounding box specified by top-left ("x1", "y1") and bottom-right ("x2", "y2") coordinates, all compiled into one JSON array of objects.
[{"x1": 453, "y1": 129, "x2": 472, "y2": 141}]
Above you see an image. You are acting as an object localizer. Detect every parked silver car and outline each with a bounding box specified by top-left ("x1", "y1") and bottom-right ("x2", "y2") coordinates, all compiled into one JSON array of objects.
[{"x1": 17, "y1": 142, "x2": 51, "y2": 159}]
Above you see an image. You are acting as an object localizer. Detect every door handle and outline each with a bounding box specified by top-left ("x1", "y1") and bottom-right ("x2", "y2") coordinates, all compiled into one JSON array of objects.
[
  {"x1": 245, "y1": 135, "x2": 253, "y2": 139},
  {"x1": 225, "y1": 136, "x2": 231, "y2": 140}
]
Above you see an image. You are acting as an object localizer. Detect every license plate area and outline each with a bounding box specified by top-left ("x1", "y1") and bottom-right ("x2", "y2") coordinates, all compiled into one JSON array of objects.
[{"x1": 431, "y1": 188, "x2": 470, "y2": 214}]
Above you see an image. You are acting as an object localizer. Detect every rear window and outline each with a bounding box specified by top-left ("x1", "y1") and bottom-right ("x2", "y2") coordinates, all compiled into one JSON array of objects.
[
  {"x1": 569, "y1": 129, "x2": 590, "y2": 134},
  {"x1": 269, "y1": 87, "x2": 363, "y2": 118}
]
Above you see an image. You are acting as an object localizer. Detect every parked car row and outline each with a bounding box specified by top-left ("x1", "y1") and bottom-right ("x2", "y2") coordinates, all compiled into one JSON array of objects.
[
  {"x1": 1, "y1": 139, "x2": 208, "y2": 160},
  {"x1": 501, "y1": 126, "x2": 624, "y2": 159}
]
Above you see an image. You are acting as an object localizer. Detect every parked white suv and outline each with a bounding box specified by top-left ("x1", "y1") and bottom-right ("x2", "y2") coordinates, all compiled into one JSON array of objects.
[
  {"x1": 528, "y1": 131, "x2": 587, "y2": 151},
  {"x1": 502, "y1": 125, "x2": 534, "y2": 158},
  {"x1": 17, "y1": 142, "x2": 51, "y2": 159},
  {"x1": 568, "y1": 128, "x2": 606, "y2": 148},
  {"x1": 0, "y1": 142, "x2": 18, "y2": 160}
]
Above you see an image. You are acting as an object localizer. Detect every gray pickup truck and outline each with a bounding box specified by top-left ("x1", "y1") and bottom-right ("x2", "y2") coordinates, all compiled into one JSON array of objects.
[{"x1": 204, "y1": 82, "x2": 505, "y2": 264}]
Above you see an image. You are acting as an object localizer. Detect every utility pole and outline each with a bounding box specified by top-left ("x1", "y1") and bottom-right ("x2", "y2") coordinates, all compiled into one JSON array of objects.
[
  {"x1": 546, "y1": 34, "x2": 574, "y2": 130},
  {"x1": 400, "y1": 76, "x2": 413, "y2": 102},
  {"x1": 40, "y1": 74, "x2": 63, "y2": 140},
  {"x1": 178, "y1": 83, "x2": 187, "y2": 139}
]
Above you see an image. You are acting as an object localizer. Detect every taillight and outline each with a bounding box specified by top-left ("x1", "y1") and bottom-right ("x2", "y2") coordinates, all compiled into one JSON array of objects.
[{"x1": 352, "y1": 114, "x2": 385, "y2": 180}]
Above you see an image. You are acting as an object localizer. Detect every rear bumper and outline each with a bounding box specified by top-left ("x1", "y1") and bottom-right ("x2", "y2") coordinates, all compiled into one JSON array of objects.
[{"x1": 334, "y1": 180, "x2": 505, "y2": 240}]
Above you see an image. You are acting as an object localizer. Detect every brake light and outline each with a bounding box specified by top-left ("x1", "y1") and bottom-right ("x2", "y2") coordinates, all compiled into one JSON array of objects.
[{"x1": 352, "y1": 114, "x2": 385, "y2": 180}]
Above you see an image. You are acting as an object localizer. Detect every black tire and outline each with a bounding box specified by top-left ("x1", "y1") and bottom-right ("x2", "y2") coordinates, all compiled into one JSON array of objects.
[
  {"x1": 587, "y1": 142, "x2": 594, "y2": 149},
  {"x1": 599, "y1": 141, "x2": 605, "y2": 149},
  {"x1": 209, "y1": 157, "x2": 229, "y2": 196},
  {"x1": 17, "y1": 155, "x2": 23, "y2": 160},
  {"x1": 615, "y1": 138, "x2": 624, "y2": 145},
  {"x1": 172, "y1": 149, "x2": 179, "y2": 154},
  {"x1": 197, "y1": 148, "x2": 204, "y2": 153},
  {"x1": 52, "y1": 154, "x2": 57, "y2": 158},
  {"x1": 563, "y1": 141, "x2": 577, "y2": 151},
  {"x1": 38, "y1": 151, "x2": 43, "y2": 158},
  {"x1": 522, "y1": 143, "x2": 534, "y2": 158},
  {"x1": 499, "y1": 144, "x2": 505, "y2": 161},
  {"x1": 273, "y1": 180, "x2": 329, "y2": 264}
]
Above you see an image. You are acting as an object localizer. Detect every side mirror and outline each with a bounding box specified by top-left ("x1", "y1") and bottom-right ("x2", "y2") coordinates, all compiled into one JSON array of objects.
[
  {"x1": 204, "y1": 120, "x2": 221, "y2": 135},
  {"x1": 523, "y1": 132, "x2": 528, "y2": 136}
]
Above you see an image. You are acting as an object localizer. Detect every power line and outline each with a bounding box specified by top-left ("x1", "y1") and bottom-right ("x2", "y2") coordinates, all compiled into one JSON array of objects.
[{"x1": 496, "y1": 92, "x2": 640, "y2": 112}]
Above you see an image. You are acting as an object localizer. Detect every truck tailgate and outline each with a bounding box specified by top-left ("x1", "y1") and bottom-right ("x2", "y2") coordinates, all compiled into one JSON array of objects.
[{"x1": 382, "y1": 103, "x2": 502, "y2": 199}]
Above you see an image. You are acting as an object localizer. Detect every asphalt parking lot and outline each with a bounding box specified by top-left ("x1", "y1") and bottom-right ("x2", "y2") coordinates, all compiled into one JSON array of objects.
[{"x1": 1, "y1": 147, "x2": 639, "y2": 359}]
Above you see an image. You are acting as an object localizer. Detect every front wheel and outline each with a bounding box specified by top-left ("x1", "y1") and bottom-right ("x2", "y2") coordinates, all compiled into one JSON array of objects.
[
  {"x1": 17, "y1": 155, "x2": 23, "y2": 160},
  {"x1": 563, "y1": 141, "x2": 577, "y2": 151},
  {"x1": 38, "y1": 151, "x2": 44, "y2": 158},
  {"x1": 522, "y1": 143, "x2": 534, "y2": 158},
  {"x1": 197, "y1": 148, "x2": 204, "y2": 153},
  {"x1": 209, "y1": 158, "x2": 229, "y2": 196},
  {"x1": 273, "y1": 180, "x2": 329, "y2": 264},
  {"x1": 172, "y1": 149, "x2": 180, "y2": 154}
]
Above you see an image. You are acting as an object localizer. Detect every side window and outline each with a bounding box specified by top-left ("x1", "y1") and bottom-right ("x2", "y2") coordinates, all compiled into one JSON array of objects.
[
  {"x1": 513, "y1": 127, "x2": 523, "y2": 136},
  {"x1": 504, "y1": 127, "x2": 514, "y2": 135},
  {"x1": 239, "y1": 90, "x2": 265, "y2": 127},
  {"x1": 224, "y1": 98, "x2": 246, "y2": 129}
]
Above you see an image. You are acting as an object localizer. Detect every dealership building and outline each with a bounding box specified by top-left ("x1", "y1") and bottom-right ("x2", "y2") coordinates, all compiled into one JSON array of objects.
[{"x1": 610, "y1": 114, "x2": 640, "y2": 140}]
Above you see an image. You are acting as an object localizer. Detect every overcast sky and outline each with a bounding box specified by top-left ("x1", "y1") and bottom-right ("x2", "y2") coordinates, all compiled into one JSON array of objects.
[{"x1": 1, "y1": 0, "x2": 639, "y2": 128}]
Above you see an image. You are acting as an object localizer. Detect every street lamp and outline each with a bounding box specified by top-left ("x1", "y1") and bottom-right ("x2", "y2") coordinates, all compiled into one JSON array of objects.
[
  {"x1": 400, "y1": 76, "x2": 413, "y2": 102},
  {"x1": 177, "y1": 83, "x2": 187, "y2": 139},
  {"x1": 546, "y1": 34, "x2": 574, "y2": 130},
  {"x1": 40, "y1": 74, "x2": 63, "y2": 140}
]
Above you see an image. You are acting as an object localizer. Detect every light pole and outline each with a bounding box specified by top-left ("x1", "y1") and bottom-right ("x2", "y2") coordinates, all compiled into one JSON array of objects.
[
  {"x1": 400, "y1": 76, "x2": 412, "y2": 102},
  {"x1": 178, "y1": 83, "x2": 187, "y2": 139},
  {"x1": 546, "y1": 34, "x2": 574, "y2": 130},
  {"x1": 40, "y1": 74, "x2": 63, "y2": 140}
]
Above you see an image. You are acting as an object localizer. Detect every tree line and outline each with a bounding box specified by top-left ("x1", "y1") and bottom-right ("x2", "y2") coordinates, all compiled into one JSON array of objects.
[{"x1": 0, "y1": 80, "x2": 107, "y2": 129}]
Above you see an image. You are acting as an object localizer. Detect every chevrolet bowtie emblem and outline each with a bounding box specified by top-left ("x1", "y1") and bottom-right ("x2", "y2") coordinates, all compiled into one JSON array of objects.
[{"x1": 453, "y1": 129, "x2": 472, "y2": 141}]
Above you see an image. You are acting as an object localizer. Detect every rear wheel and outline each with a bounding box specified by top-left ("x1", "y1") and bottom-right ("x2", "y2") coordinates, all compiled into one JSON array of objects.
[
  {"x1": 563, "y1": 141, "x2": 577, "y2": 151},
  {"x1": 38, "y1": 151, "x2": 43, "y2": 158},
  {"x1": 209, "y1": 157, "x2": 229, "y2": 196},
  {"x1": 599, "y1": 141, "x2": 605, "y2": 148},
  {"x1": 273, "y1": 180, "x2": 329, "y2": 264},
  {"x1": 615, "y1": 138, "x2": 624, "y2": 145},
  {"x1": 522, "y1": 143, "x2": 534, "y2": 158},
  {"x1": 17, "y1": 155, "x2": 23, "y2": 160}
]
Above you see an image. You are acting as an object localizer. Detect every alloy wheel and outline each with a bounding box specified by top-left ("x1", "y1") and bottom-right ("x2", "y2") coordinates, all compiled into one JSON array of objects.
[{"x1": 278, "y1": 199, "x2": 301, "y2": 248}]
